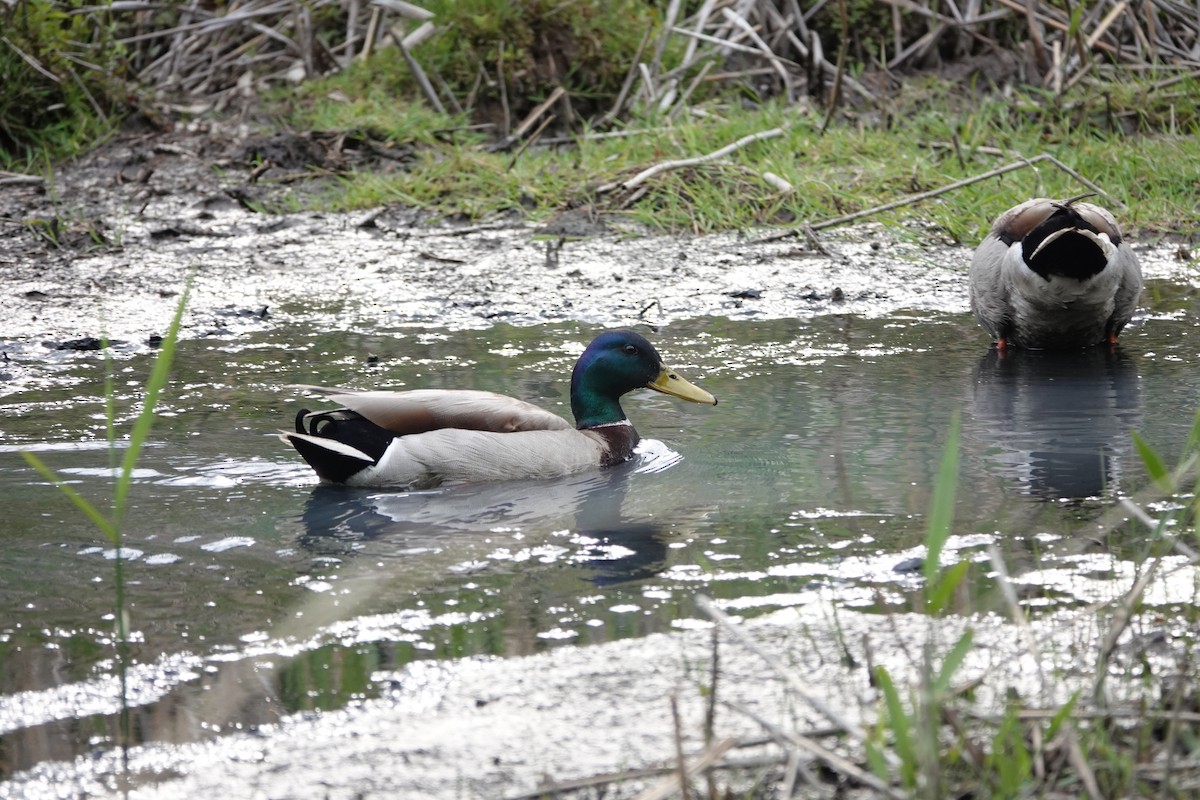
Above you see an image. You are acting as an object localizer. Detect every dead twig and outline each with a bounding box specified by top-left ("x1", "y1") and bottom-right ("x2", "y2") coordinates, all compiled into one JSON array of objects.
[
  {"x1": 695, "y1": 596, "x2": 885, "y2": 758},
  {"x1": 633, "y1": 737, "x2": 739, "y2": 800},
  {"x1": 724, "y1": 700, "x2": 905, "y2": 799},
  {"x1": 756, "y1": 152, "x2": 1123, "y2": 243},
  {"x1": 597, "y1": 127, "x2": 785, "y2": 194},
  {"x1": 396, "y1": 38, "x2": 445, "y2": 114},
  {"x1": 490, "y1": 85, "x2": 566, "y2": 153},
  {"x1": 599, "y1": 27, "x2": 653, "y2": 128},
  {"x1": 505, "y1": 737, "x2": 782, "y2": 800},
  {"x1": 818, "y1": 0, "x2": 850, "y2": 136},
  {"x1": 0, "y1": 174, "x2": 46, "y2": 189},
  {"x1": 986, "y1": 544, "x2": 1050, "y2": 705},
  {"x1": 505, "y1": 113, "x2": 554, "y2": 168}
]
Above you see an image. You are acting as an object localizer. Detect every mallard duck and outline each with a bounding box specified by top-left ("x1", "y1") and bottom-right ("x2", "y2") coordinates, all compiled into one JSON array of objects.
[
  {"x1": 968, "y1": 196, "x2": 1143, "y2": 350},
  {"x1": 282, "y1": 330, "x2": 717, "y2": 488}
]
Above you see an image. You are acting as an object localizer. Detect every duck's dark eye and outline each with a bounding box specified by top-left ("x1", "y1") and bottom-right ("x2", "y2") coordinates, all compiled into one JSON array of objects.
[{"x1": 622, "y1": 344, "x2": 638, "y2": 355}]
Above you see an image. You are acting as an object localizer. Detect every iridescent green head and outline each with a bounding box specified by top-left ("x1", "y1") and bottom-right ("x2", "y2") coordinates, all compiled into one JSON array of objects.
[{"x1": 569, "y1": 330, "x2": 717, "y2": 429}]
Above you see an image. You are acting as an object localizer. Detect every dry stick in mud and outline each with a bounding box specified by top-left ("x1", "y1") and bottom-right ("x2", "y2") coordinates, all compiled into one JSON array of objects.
[
  {"x1": 596, "y1": 127, "x2": 786, "y2": 194},
  {"x1": 720, "y1": 697, "x2": 824, "y2": 793},
  {"x1": 632, "y1": 737, "x2": 739, "y2": 800},
  {"x1": 506, "y1": 738, "x2": 763, "y2": 800},
  {"x1": 694, "y1": 595, "x2": 892, "y2": 762},
  {"x1": 987, "y1": 545, "x2": 1054, "y2": 704},
  {"x1": 723, "y1": 699, "x2": 904, "y2": 799},
  {"x1": 755, "y1": 152, "x2": 1123, "y2": 244}
]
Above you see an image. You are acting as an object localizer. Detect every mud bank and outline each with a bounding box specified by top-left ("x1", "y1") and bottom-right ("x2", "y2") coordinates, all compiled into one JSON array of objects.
[
  {"x1": 3, "y1": 132, "x2": 1191, "y2": 366},
  {"x1": 4, "y1": 595, "x2": 1167, "y2": 800},
  {"x1": 4, "y1": 130, "x2": 1192, "y2": 368}
]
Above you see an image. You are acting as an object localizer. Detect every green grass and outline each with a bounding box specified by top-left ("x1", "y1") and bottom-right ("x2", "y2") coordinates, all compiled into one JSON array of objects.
[
  {"x1": 268, "y1": 70, "x2": 1200, "y2": 238},
  {"x1": 6, "y1": 3, "x2": 1198, "y2": 242},
  {"x1": 0, "y1": 2, "x2": 126, "y2": 166}
]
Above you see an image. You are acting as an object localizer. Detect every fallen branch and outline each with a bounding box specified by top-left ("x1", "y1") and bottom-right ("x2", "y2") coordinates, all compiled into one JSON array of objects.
[
  {"x1": 0, "y1": 173, "x2": 46, "y2": 189},
  {"x1": 724, "y1": 700, "x2": 905, "y2": 799},
  {"x1": 755, "y1": 152, "x2": 1123, "y2": 243},
  {"x1": 505, "y1": 736, "x2": 783, "y2": 800},
  {"x1": 597, "y1": 127, "x2": 785, "y2": 193},
  {"x1": 695, "y1": 595, "x2": 885, "y2": 758},
  {"x1": 490, "y1": 85, "x2": 566, "y2": 153},
  {"x1": 632, "y1": 736, "x2": 738, "y2": 800}
]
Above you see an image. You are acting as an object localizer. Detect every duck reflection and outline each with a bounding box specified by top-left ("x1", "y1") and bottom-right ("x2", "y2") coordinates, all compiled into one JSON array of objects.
[
  {"x1": 969, "y1": 347, "x2": 1142, "y2": 500},
  {"x1": 297, "y1": 440, "x2": 679, "y2": 585}
]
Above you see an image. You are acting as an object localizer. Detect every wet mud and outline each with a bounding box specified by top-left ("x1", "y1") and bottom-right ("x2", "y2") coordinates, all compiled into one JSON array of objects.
[{"x1": 2, "y1": 127, "x2": 967, "y2": 361}]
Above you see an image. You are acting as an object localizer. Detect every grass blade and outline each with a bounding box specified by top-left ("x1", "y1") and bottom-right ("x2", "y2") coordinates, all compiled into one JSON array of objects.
[
  {"x1": 925, "y1": 559, "x2": 970, "y2": 616},
  {"x1": 875, "y1": 665, "x2": 915, "y2": 787},
  {"x1": 1182, "y1": 409, "x2": 1200, "y2": 459},
  {"x1": 21, "y1": 451, "x2": 117, "y2": 540},
  {"x1": 924, "y1": 414, "x2": 961, "y2": 586},
  {"x1": 112, "y1": 278, "x2": 191, "y2": 525},
  {"x1": 932, "y1": 628, "x2": 973, "y2": 696},
  {"x1": 1047, "y1": 690, "x2": 1080, "y2": 739},
  {"x1": 1131, "y1": 430, "x2": 1172, "y2": 493}
]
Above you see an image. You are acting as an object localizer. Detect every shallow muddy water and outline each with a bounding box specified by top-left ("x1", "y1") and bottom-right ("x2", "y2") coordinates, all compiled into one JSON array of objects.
[{"x1": 4, "y1": 279, "x2": 1200, "y2": 787}]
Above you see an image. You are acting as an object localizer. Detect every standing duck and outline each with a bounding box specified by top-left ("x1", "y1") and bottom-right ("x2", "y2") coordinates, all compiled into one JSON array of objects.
[
  {"x1": 968, "y1": 196, "x2": 1143, "y2": 350},
  {"x1": 282, "y1": 330, "x2": 717, "y2": 488}
]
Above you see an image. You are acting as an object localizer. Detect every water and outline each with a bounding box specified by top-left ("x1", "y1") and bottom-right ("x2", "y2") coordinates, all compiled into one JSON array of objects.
[{"x1": 3, "y1": 288, "x2": 1200, "y2": 779}]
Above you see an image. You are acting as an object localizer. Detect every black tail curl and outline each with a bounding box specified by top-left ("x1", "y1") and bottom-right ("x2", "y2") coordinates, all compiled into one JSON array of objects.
[
  {"x1": 288, "y1": 407, "x2": 399, "y2": 483},
  {"x1": 1023, "y1": 206, "x2": 1109, "y2": 282}
]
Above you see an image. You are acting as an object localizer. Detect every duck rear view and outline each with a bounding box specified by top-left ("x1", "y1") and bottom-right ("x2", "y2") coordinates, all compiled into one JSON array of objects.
[
  {"x1": 282, "y1": 330, "x2": 717, "y2": 488},
  {"x1": 969, "y1": 197, "x2": 1143, "y2": 350}
]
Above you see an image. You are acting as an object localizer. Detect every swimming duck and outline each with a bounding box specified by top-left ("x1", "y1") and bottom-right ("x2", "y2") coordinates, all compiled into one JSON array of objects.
[
  {"x1": 968, "y1": 196, "x2": 1143, "y2": 350},
  {"x1": 282, "y1": 330, "x2": 717, "y2": 488}
]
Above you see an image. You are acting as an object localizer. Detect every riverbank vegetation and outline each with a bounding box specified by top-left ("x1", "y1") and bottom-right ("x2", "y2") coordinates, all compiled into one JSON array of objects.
[{"x1": 3, "y1": 0, "x2": 1198, "y2": 238}]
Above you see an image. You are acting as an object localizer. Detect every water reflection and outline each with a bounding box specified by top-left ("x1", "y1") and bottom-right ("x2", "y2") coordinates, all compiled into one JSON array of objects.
[
  {"x1": 297, "y1": 440, "x2": 678, "y2": 586},
  {"x1": 969, "y1": 347, "x2": 1142, "y2": 500}
]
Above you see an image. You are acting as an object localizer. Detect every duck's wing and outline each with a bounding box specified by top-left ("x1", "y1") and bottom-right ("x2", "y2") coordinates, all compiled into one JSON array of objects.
[
  {"x1": 1108, "y1": 243, "x2": 1144, "y2": 336},
  {"x1": 291, "y1": 386, "x2": 573, "y2": 434},
  {"x1": 968, "y1": 235, "x2": 1014, "y2": 340},
  {"x1": 988, "y1": 197, "x2": 1055, "y2": 244}
]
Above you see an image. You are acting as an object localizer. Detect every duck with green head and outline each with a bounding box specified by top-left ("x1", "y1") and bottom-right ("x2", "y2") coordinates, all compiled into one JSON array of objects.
[{"x1": 282, "y1": 330, "x2": 717, "y2": 488}]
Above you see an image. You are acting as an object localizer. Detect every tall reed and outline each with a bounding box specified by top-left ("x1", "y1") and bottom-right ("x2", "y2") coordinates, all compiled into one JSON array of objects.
[{"x1": 21, "y1": 282, "x2": 190, "y2": 757}]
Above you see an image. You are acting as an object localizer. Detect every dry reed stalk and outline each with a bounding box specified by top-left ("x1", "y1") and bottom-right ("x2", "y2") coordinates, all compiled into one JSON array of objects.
[
  {"x1": 631, "y1": 737, "x2": 739, "y2": 800},
  {"x1": 397, "y1": 38, "x2": 444, "y2": 113},
  {"x1": 596, "y1": 127, "x2": 786, "y2": 194},
  {"x1": 724, "y1": 699, "x2": 906, "y2": 798},
  {"x1": 694, "y1": 595, "x2": 886, "y2": 757},
  {"x1": 985, "y1": 541, "x2": 1106, "y2": 800},
  {"x1": 760, "y1": 151, "x2": 1122, "y2": 242},
  {"x1": 42, "y1": 0, "x2": 1200, "y2": 138}
]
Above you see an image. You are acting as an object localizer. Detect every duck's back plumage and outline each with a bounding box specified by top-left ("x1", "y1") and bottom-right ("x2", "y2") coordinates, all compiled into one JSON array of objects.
[
  {"x1": 969, "y1": 197, "x2": 1142, "y2": 349},
  {"x1": 295, "y1": 386, "x2": 574, "y2": 434},
  {"x1": 347, "y1": 426, "x2": 612, "y2": 488},
  {"x1": 285, "y1": 387, "x2": 594, "y2": 488}
]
